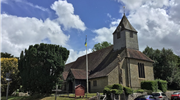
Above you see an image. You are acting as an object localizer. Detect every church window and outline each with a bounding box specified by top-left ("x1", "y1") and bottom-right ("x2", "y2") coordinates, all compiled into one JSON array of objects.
[
  {"x1": 138, "y1": 63, "x2": 145, "y2": 78},
  {"x1": 93, "y1": 80, "x2": 97, "y2": 86},
  {"x1": 117, "y1": 33, "x2": 121, "y2": 39},
  {"x1": 130, "y1": 32, "x2": 133, "y2": 38}
]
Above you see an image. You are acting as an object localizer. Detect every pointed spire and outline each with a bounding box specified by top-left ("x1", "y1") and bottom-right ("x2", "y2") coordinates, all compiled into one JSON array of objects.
[
  {"x1": 118, "y1": 15, "x2": 137, "y2": 33},
  {"x1": 123, "y1": 6, "x2": 125, "y2": 15}
]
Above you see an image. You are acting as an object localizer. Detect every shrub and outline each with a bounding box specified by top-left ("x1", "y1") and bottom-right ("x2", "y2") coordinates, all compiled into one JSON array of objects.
[
  {"x1": 112, "y1": 84, "x2": 123, "y2": 90},
  {"x1": 103, "y1": 85, "x2": 112, "y2": 100},
  {"x1": 103, "y1": 84, "x2": 123, "y2": 100},
  {"x1": 136, "y1": 89, "x2": 144, "y2": 93},
  {"x1": 141, "y1": 80, "x2": 158, "y2": 92},
  {"x1": 103, "y1": 87, "x2": 111, "y2": 95},
  {"x1": 112, "y1": 84, "x2": 123, "y2": 94},
  {"x1": 124, "y1": 87, "x2": 133, "y2": 95},
  {"x1": 156, "y1": 79, "x2": 167, "y2": 92}
]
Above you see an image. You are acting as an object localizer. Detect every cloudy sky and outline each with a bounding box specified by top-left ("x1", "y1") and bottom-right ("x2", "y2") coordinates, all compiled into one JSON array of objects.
[{"x1": 1, "y1": 0, "x2": 180, "y2": 63}]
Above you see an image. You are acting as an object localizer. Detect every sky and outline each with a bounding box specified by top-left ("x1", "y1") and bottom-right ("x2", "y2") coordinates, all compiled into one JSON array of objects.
[{"x1": 1, "y1": 0, "x2": 180, "y2": 64}]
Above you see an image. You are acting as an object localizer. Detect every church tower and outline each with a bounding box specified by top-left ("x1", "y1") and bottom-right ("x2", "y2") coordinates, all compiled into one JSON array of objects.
[{"x1": 113, "y1": 15, "x2": 139, "y2": 51}]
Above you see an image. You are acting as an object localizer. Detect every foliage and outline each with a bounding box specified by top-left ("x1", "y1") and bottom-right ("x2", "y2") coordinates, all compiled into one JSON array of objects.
[
  {"x1": 143, "y1": 46, "x2": 180, "y2": 88},
  {"x1": 18, "y1": 43, "x2": 69, "y2": 94},
  {"x1": 112, "y1": 84, "x2": 123, "y2": 94},
  {"x1": 141, "y1": 80, "x2": 158, "y2": 92},
  {"x1": 1, "y1": 58, "x2": 21, "y2": 96},
  {"x1": 103, "y1": 85, "x2": 112, "y2": 100},
  {"x1": 92, "y1": 41, "x2": 112, "y2": 52},
  {"x1": 123, "y1": 87, "x2": 133, "y2": 95},
  {"x1": 1, "y1": 52, "x2": 14, "y2": 58},
  {"x1": 134, "y1": 89, "x2": 144, "y2": 93},
  {"x1": 103, "y1": 84, "x2": 123, "y2": 100},
  {"x1": 156, "y1": 79, "x2": 167, "y2": 92}
]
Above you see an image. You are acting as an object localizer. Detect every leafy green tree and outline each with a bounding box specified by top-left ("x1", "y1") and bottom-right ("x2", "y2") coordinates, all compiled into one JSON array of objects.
[
  {"x1": 18, "y1": 43, "x2": 69, "y2": 94},
  {"x1": 1, "y1": 52, "x2": 14, "y2": 58},
  {"x1": 92, "y1": 41, "x2": 112, "y2": 52},
  {"x1": 1, "y1": 58, "x2": 21, "y2": 96},
  {"x1": 143, "y1": 46, "x2": 180, "y2": 89}
]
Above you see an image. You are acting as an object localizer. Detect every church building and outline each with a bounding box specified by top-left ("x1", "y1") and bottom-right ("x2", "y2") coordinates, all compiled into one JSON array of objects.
[{"x1": 62, "y1": 14, "x2": 154, "y2": 93}]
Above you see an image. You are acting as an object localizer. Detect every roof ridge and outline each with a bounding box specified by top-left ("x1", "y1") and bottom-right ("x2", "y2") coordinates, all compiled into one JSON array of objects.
[{"x1": 74, "y1": 45, "x2": 113, "y2": 59}]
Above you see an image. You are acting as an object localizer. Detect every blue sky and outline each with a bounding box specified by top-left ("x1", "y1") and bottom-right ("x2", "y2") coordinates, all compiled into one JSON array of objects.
[{"x1": 1, "y1": 0, "x2": 180, "y2": 63}]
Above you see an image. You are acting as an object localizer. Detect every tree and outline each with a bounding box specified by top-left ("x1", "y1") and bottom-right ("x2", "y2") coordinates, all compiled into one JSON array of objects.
[
  {"x1": 1, "y1": 58, "x2": 21, "y2": 96},
  {"x1": 18, "y1": 43, "x2": 69, "y2": 94},
  {"x1": 1, "y1": 52, "x2": 14, "y2": 58},
  {"x1": 92, "y1": 41, "x2": 112, "y2": 52},
  {"x1": 143, "y1": 46, "x2": 180, "y2": 89}
]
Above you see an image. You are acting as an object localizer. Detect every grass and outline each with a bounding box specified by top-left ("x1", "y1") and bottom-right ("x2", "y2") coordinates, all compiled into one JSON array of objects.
[{"x1": 1, "y1": 93, "x2": 103, "y2": 100}]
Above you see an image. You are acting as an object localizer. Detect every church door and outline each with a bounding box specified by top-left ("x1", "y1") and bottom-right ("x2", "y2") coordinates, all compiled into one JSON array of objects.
[{"x1": 69, "y1": 81, "x2": 73, "y2": 93}]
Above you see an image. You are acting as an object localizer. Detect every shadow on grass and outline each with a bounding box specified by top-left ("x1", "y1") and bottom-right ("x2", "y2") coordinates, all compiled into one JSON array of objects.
[{"x1": 1, "y1": 94, "x2": 51, "y2": 100}]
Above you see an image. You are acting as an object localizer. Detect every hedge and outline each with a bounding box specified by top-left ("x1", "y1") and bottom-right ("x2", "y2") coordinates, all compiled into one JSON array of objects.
[
  {"x1": 141, "y1": 80, "x2": 158, "y2": 92},
  {"x1": 103, "y1": 84, "x2": 123, "y2": 95},
  {"x1": 136, "y1": 89, "x2": 144, "y2": 93},
  {"x1": 123, "y1": 87, "x2": 133, "y2": 95},
  {"x1": 156, "y1": 79, "x2": 167, "y2": 92}
]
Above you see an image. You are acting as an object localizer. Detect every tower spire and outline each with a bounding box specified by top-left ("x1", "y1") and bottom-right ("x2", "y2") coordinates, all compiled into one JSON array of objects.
[{"x1": 123, "y1": 6, "x2": 125, "y2": 15}]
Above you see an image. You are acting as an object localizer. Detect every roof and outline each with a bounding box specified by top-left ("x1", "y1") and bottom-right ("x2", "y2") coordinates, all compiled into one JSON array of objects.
[
  {"x1": 71, "y1": 69, "x2": 86, "y2": 79},
  {"x1": 113, "y1": 15, "x2": 137, "y2": 34},
  {"x1": 126, "y1": 48, "x2": 154, "y2": 62},
  {"x1": 64, "y1": 46, "x2": 153, "y2": 80},
  {"x1": 63, "y1": 62, "x2": 74, "y2": 80},
  {"x1": 71, "y1": 45, "x2": 113, "y2": 71}
]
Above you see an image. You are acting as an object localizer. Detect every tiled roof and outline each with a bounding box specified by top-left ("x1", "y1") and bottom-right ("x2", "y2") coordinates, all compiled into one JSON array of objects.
[
  {"x1": 71, "y1": 69, "x2": 86, "y2": 79},
  {"x1": 126, "y1": 48, "x2": 154, "y2": 62},
  {"x1": 71, "y1": 45, "x2": 113, "y2": 71},
  {"x1": 62, "y1": 71, "x2": 69, "y2": 80},
  {"x1": 63, "y1": 62, "x2": 74, "y2": 80},
  {"x1": 89, "y1": 48, "x2": 124, "y2": 79},
  {"x1": 64, "y1": 62, "x2": 74, "y2": 72}
]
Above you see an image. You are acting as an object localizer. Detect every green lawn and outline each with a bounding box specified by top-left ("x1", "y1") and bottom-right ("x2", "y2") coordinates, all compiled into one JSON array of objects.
[{"x1": 1, "y1": 93, "x2": 102, "y2": 100}]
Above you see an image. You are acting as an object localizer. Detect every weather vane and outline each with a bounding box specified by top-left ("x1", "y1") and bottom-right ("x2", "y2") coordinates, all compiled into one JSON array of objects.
[{"x1": 123, "y1": 6, "x2": 125, "y2": 15}]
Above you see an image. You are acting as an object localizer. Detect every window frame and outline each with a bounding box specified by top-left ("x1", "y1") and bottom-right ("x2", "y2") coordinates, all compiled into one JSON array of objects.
[
  {"x1": 117, "y1": 32, "x2": 120, "y2": 39},
  {"x1": 130, "y1": 32, "x2": 133, "y2": 38},
  {"x1": 138, "y1": 63, "x2": 145, "y2": 78},
  {"x1": 93, "y1": 80, "x2": 97, "y2": 86}
]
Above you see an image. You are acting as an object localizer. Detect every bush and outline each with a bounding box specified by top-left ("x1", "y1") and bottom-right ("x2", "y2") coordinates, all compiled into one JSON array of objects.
[
  {"x1": 103, "y1": 87, "x2": 111, "y2": 95},
  {"x1": 112, "y1": 84, "x2": 123, "y2": 94},
  {"x1": 103, "y1": 84, "x2": 123, "y2": 100},
  {"x1": 103, "y1": 85, "x2": 112, "y2": 100},
  {"x1": 136, "y1": 89, "x2": 144, "y2": 93},
  {"x1": 112, "y1": 84, "x2": 123, "y2": 90},
  {"x1": 124, "y1": 87, "x2": 133, "y2": 95},
  {"x1": 156, "y1": 79, "x2": 167, "y2": 92},
  {"x1": 141, "y1": 80, "x2": 158, "y2": 92}
]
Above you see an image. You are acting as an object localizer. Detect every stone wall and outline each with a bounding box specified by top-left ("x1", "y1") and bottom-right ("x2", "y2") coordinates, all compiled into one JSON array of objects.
[
  {"x1": 113, "y1": 30, "x2": 126, "y2": 51},
  {"x1": 108, "y1": 66, "x2": 119, "y2": 85},
  {"x1": 129, "y1": 59, "x2": 154, "y2": 89},
  {"x1": 125, "y1": 31, "x2": 139, "y2": 50},
  {"x1": 89, "y1": 77, "x2": 108, "y2": 93}
]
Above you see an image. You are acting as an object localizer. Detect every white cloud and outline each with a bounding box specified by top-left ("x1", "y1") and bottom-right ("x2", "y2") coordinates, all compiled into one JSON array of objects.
[
  {"x1": 92, "y1": 27, "x2": 115, "y2": 43},
  {"x1": 1, "y1": 14, "x2": 70, "y2": 57},
  {"x1": 94, "y1": 0, "x2": 180, "y2": 55},
  {"x1": 66, "y1": 49, "x2": 92, "y2": 64},
  {"x1": 118, "y1": 0, "x2": 169, "y2": 10},
  {"x1": 1, "y1": 0, "x2": 49, "y2": 12},
  {"x1": 1, "y1": 0, "x2": 87, "y2": 61},
  {"x1": 51, "y1": 0, "x2": 86, "y2": 31}
]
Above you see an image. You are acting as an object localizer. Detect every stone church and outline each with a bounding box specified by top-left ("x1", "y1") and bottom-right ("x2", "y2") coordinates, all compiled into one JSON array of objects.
[{"x1": 62, "y1": 15, "x2": 154, "y2": 93}]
